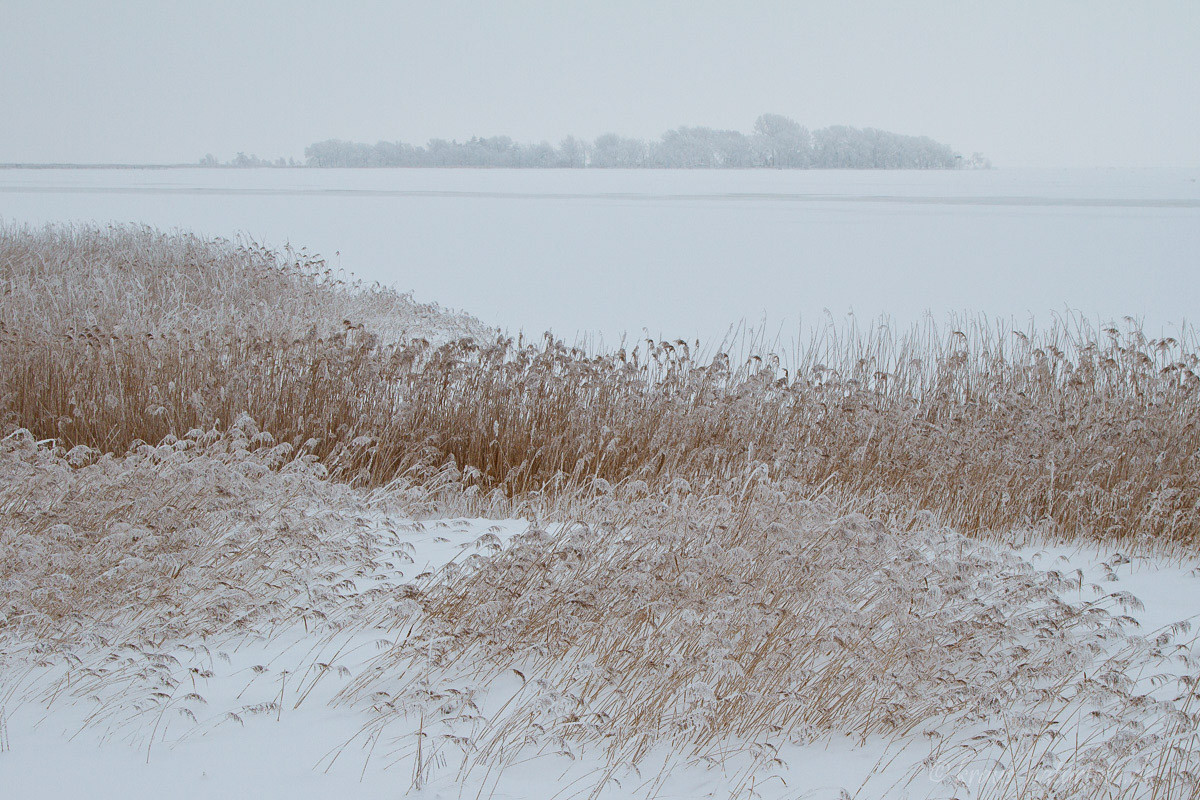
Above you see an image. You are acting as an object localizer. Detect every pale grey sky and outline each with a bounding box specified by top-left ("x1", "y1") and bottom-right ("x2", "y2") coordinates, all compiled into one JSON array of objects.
[{"x1": 2, "y1": 0, "x2": 1197, "y2": 167}]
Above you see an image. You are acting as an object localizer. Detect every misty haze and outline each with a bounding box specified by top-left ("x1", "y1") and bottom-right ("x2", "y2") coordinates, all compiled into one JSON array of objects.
[{"x1": 2, "y1": 3, "x2": 1199, "y2": 800}]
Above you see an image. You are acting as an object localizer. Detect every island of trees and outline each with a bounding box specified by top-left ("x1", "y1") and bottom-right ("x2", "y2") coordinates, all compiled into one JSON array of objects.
[
  {"x1": 296, "y1": 114, "x2": 988, "y2": 169},
  {"x1": 197, "y1": 115, "x2": 988, "y2": 170}
]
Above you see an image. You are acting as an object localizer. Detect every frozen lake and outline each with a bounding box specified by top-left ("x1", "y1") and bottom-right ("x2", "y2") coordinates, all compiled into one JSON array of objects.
[{"x1": 1, "y1": 167, "x2": 1197, "y2": 346}]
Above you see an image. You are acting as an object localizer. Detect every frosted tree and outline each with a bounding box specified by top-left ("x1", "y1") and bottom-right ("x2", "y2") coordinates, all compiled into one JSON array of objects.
[
  {"x1": 753, "y1": 114, "x2": 811, "y2": 167},
  {"x1": 557, "y1": 135, "x2": 589, "y2": 167},
  {"x1": 590, "y1": 134, "x2": 649, "y2": 168},
  {"x1": 651, "y1": 127, "x2": 756, "y2": 167}
]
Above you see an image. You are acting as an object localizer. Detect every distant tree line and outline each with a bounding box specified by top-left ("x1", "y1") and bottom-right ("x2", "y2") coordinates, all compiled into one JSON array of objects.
[
  {"x1": 300, "y1": 115, "x2": 989, "y2": 169},
  {"x1": 198, "y1": 152, "x2": 300, "y2": 168}
]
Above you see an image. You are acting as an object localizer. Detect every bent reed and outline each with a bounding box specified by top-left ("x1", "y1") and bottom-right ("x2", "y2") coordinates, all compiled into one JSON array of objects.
[{"x1": 4, "y1": 222, "x2": 1200, "y2": 798}]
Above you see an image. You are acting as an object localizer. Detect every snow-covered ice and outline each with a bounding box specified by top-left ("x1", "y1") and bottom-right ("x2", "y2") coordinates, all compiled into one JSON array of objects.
[{"x1": 1, "y1": 167, "x2": 1196, "y2": 345}]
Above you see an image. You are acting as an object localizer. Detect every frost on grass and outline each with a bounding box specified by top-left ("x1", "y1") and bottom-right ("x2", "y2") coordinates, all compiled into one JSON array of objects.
[
  {"x1": 0, "y1": 420, "x2": 369, "y2": 647},
  {"x1": 333, "y1": 476, "x2": 1200, "y2": 798},
  {"x1": 0, "y1": 220, "x2": 492, "y2": 348},
  {"x1": 8, "y1": 430, "x2": 1200, "y2": 797},
  {"x1": 5, "y1": 224, "x2": 1200, "y2": 554},
  {"x1": 0, "y1": 425, "x2": 520, "y2": 763}
]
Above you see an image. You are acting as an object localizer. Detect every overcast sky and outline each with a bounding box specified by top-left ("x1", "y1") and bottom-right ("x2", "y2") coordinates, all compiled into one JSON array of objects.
[{"x1": 2, "y1": 0, "x2": 1197, "y2": 167}]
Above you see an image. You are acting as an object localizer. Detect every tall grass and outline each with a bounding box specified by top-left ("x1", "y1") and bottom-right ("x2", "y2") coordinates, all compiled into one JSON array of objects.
[
  {"x1": 337, "y1": 490, "x2": 1200, "y2": 799},
  {"x1": 4, "y1": 222, "x2": 1198, "y2": 551},
  {"x1": 0, "y1": 420, "x2": 360, "y2": 645},
  {"x1": 0, "y1": 220, "x2": 490, "y2": 348}
]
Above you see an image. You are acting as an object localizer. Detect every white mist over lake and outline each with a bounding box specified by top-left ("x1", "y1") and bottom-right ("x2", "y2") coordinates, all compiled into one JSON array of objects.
[{"x1": 2, "y1": 167, "x2": 1197, "y2": 347}]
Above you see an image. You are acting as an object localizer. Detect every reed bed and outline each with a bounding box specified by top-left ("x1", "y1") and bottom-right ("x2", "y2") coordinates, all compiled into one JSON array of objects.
[
  {"x1": 0, "y1": 220, "x2": 491, "y2": 349},
  {"x1": 4, "y1": 222, "x2": 1200, "y2": 797},
  {"x1": 338, "y1": 484, "x2": 1200, "y2": 799},
  {"x1": 4, "y1": 222, "x2": 1197, "y2": 552},
  {"x1": 0, "y1": 418, "x2": 374, "y2": 646}
]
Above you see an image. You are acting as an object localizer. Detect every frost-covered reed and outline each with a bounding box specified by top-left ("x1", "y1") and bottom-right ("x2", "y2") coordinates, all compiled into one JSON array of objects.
[{"x1": 5, "y1": 223, "x2": 1197, "y2": 552}]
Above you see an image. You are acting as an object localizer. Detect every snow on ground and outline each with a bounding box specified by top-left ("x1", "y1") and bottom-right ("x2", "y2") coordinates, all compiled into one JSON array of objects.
[
  {"x1": 1021, "y1": 543, "x2": 1200, "y2": 639},
  {"x1": 0, "y1": 518, "x2": 530, "y2": 800},
  {"x1": 4, "y1": 522, "x2": 1199, "y2": 800}
]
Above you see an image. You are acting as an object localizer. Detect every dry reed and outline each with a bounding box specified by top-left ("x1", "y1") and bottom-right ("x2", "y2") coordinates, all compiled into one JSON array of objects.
[{"x1": 8, "y1": 223, "x2": 1198, "y2": 551}]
